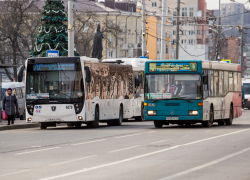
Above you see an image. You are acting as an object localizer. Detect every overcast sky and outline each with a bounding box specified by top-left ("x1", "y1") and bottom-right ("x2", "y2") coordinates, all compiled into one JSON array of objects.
[{"x1": 206, "y1": 0, "x2": 250, "y2": 10}]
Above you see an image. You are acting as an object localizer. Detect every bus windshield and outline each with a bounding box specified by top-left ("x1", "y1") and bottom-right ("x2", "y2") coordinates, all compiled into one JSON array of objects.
[
  {"x1": 242, "y1": 83, "x2": 250, "y2": 94},
  {"x1": 26, "y1": 63, "x2": 84, "y2": 101},
  {"x1": 145, "y1": 74, "x2": 202, "y2": 100}
]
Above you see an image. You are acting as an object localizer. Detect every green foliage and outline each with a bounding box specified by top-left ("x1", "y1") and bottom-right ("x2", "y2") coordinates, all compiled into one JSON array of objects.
[{"x1": 30, "y1": 0, "x2": 78, "y2": 57}]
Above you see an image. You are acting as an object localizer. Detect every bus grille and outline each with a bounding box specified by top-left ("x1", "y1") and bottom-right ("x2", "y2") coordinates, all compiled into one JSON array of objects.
[{"x1": 165, "y1": 103, "x2": 180, "y2": 106}]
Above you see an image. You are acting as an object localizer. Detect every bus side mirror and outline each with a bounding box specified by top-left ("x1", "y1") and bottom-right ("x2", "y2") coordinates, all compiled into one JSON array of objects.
[
  {"x1": 84, "y1": 66, "x2": 91, "y2": 83},
  {"x1": 203, "y1": 75, "x2": 208, "y2": 85},
  {"x1": 138, "y1": 73, "x2": 143, "y2": 83},
  {"x1": 17, "y1": 65, "x2": 25, "y2": 82}
]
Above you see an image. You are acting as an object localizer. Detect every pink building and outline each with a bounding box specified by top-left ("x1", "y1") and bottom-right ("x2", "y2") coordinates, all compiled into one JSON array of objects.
[{"x1": 197, "y1": 0, "x2": 209, "y2": 45}]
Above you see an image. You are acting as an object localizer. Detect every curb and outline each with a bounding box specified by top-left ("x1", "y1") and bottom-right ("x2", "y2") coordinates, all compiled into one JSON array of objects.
[{"x1": 0, "y1": 123, "x2": 40, "y2": 131}]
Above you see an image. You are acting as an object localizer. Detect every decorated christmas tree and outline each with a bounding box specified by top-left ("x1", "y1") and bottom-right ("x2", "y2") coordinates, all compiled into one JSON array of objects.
[{"x1": 30, "y1": 0, "x2": 78, "y2": 57}]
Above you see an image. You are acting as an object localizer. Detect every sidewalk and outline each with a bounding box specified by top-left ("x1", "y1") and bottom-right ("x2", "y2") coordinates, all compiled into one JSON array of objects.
[{"x1": 0, "y1": 119, "x2": 39, "y2": 131}]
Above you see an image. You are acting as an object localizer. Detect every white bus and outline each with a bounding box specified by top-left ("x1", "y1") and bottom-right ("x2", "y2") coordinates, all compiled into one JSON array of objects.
[
  {"x1": 103, "y1": 58, "x2": 150, "y2": 121},
  {"x1": 242, "y1": 77, "x2": 250, "y2": 109},
  {"x1": 18, "y1": 56, "x2": 143, "y2": 129}
]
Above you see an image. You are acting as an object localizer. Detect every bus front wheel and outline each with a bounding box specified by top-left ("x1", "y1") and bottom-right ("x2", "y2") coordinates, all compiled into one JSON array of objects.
[
  {"x1": 154, "y1": 121, "x2": 163, "y2": 128},
  {"x1": 202, "y1": 107, "x2": 214, "y2": 128},
  {"x1": 87, "y1": 107, "x2": 99, "y2": 128}
]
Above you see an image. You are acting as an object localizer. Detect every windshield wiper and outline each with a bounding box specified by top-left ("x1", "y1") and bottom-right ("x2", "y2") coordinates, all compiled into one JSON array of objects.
[
  {"x1": 151, "y1": 99, "x2": 170, "y2": 102},
  {"x1": 175, "y1": 96, "x2": 193, "y2": 103}
]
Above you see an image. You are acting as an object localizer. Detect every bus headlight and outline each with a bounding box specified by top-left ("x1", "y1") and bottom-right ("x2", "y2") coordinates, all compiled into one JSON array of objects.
[
  {"x1": 78, "y1": 116, "x2": 83, "y2": 120},
  {"x1": 189, "y1": 110, "x2": 198, "y2": 116},
  {"x1": 148, "y1": 110, "x2": 157, "y2": 116},
  {"x1": 27, "y1": 117, "x2": 32, "y2": 121}
]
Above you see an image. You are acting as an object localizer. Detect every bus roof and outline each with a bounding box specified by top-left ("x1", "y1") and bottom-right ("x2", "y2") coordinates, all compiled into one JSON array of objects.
[{"x1": 102, "y1": 58, "x2": 151, "y2": 71}]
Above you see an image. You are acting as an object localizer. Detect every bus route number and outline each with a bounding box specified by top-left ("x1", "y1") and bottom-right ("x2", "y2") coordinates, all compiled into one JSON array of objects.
[{"x1": 66, "y1": 105, "x2": 73, "y2": 109}]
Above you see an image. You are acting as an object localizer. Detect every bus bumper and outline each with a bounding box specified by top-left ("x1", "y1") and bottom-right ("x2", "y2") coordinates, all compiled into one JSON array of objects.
[{"x1": 144, "y1": 111, "x2": 203, "y2": 121}]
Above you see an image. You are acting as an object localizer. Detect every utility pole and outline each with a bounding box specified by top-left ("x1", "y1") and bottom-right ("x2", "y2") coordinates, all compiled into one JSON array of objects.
[
  {"x1": 176, "y1": 0, "x2": 180, "y2": 59},
  {"x1": 217, "y1": 0, "x2": 221, "y2": 61},
  {"x1": 241, "y1": 4, "x2": 244, "y2": 76},
  {"x1": 68, "y1": 0, "x2": 74, "y2": 57},
  {"x1": 142, "y1": 0, "x2": 147, "y2": 57},
  {"x1": 160, "y1": 0, "x2": 167, "y2": 60}
]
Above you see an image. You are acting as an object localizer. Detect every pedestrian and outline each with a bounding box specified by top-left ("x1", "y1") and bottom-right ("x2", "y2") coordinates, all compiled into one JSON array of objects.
[
  {"x1": 242, "y1": 89, "x2": 245, "y2": 110},
  {"x1": 2, "y1": 88, "x2": 18, "y2": 125}
]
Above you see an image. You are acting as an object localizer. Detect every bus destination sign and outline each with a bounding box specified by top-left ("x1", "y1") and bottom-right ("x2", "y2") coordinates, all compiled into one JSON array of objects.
[
  {"x1": 149, "y1": 62, "x2": 197, "y2": 72},
  {"x1": 33, "y1": 63, "x2": 75, "y2": 71}
]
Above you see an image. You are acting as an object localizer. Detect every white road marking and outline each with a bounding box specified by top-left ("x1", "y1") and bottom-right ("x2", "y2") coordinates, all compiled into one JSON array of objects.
[
  {"x1": 0, "y1": 169, "x2": 31, "y2": 177},
  {"x1": 151, "y1": 139, "x2": 172, "y2": 144},
  {"x1": 14, "y1": 147, "x2": 61, "y2": 155},
  {"x1": 39, "y1": 128, "x2": 250, "y2": 180},
  {"x1": 109, "y1": 145, "x2": 141, "y2": 153},
  {"x1": 50, "y1": 155, "x2": 97, "y2": 166},
  {"x1": 115, "y1": 133, "x2": 141, "y2": 139},
  {"x1": 72, "y1": 139, "x2": 106, "y2": 146},
  {"x1": 158, "y1": 147, "x2": 250, "y2": 180},
  {"x1": 147, "y1": 131, "x2": 156, "y2": 134}
]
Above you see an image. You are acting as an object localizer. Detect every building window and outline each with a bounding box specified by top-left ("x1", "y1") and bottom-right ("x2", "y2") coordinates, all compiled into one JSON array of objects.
[
  {"x1": 182, "y1": 7, "x2": 187, "y2": 17},
  {"x1": 83, "y1": 23, "x2": 88, "y2": 32},
  {"x1": 183, "y1": 30, "x2": 186, "y2": 35},
  {"x1": 189, "y1": 7, "x2": 194, "y2": 17},
  {"x1": 173, "y1": 31, "x2": 176, "y2": 35},
  {"x1": 109, "y1": 51, "x2": 113, "y2": 57},
  {"x1": 181, "y1": 40, "x2": 184, "y2": 44},
  {"x1": 182, "y1": 21, "x2": 187, "y2": 26},
  {"x1": 173, "y1": 11, "x2": 176, "y2": 19},
  {"x1": 152, "y1": 2, "x2": 157, "y2": 7},
  {"x1": 173, "y1": 20, "x2": 176, "y2": 26},
  {"x1": 166, "y1": 45, "x2": 168, "y2": 54},
  {"x1": 184, "y1": 40, "x2": 186, "y2": 44}
]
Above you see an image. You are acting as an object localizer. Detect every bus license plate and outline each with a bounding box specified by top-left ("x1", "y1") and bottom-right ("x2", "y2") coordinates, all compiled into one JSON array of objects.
[
  {"x1": 166, "y1": 117, "x2": 179, "y2": 120},
  {"x1": 48, "y1": 118, "x2": 61, "y2": 121}
]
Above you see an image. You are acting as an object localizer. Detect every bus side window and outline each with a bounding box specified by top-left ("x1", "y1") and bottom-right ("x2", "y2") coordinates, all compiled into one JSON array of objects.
[
  {"x1": 219, "y1": 71, "x2": 223, "y2": 97},
  {"x1": 214, "y1": 71, "x2": 219, "y2": 97},
  {"x1": 208, "y1": 70, "x2": 213, "y2": 97},
  {"x1": 224, "y1": 71, "x2": 228, "y2": 95},
  {"x1": 229, "y1": 72, "x2": 234, "y2": 91},
  {"x1": 203, "y1": 70, "x2": 208, "y2": 98},
  {"x1": 238, "y1": 73, "x2": 241, "y2": 91},
  {"x1": 233, "y1": 72, "x2": 238, "y2": 91}
]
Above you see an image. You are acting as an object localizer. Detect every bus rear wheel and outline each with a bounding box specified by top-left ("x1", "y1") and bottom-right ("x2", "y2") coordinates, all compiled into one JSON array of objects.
[
  {"x1": 202, "y1": 107, "x2": 213, "y2": 128},
  {"x1": 40, "y1": 123, "x2": 47, "y2": 129},
  {"x1": 114, "y1": 106, "x2": 123, "y2": 126},
  {"x1": 225, "y1": 106, "x2": 233, "y2": 125},
  {"x1": 154, "y1": 121, "x2": 163, "y2": 128}
]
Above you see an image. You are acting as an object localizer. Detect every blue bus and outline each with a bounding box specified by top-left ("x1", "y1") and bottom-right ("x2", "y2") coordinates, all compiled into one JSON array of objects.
[{"x1": 143, "y1": 60, "x2": 242, "y2": 128}]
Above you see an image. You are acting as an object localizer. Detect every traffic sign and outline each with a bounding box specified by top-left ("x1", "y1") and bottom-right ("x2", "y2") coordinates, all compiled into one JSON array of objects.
[
  {"x1": 140, "y1": 56, "x2": 148, "y2": 59},
  {"x1": 221, "y1": 59, "x2": 231, "y2": 63},
  {"x1": 47, "y1": 50, "x2": 59, "y2": 57}
]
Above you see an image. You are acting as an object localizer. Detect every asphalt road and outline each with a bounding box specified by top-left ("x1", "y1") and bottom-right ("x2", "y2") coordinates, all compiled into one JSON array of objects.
[{"x1": 1, "y1": 110, "x2": 250, "y2": 180}]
